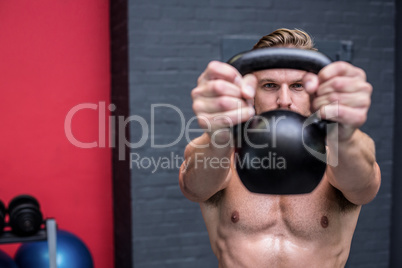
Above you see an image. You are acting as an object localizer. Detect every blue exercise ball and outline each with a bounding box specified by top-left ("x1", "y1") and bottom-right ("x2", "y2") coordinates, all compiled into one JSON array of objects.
[
  {"x1": 0, "y1": 249, "x2": 18, "y2": 268},
  {"x1": 15, "y1": 230, "x2": 94, "y2": 268}
]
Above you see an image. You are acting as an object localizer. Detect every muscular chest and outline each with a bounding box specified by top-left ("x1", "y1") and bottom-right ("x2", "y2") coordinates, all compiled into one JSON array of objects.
[{"x1": 219, "y1": 176, "x2": 340, "y2": 238}]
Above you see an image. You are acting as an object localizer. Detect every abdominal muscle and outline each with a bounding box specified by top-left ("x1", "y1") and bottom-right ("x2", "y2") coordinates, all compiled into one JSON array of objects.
[
  {"x1": 200, "y1": 171, "x2": 361, "y2": 268},
  {"x1": 214, "y1": 222, "x2": 343, "y2": 268}
]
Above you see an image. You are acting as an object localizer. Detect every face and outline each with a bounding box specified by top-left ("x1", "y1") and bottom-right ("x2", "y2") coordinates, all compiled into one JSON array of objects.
[{"x1": 253, "y1": 69, "x2": 311, "y2": 116}]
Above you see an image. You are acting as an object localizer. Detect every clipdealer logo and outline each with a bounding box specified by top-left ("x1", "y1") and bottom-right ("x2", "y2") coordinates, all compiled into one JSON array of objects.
[
  {"x1": 64, "y1": 102, "x2": 207, "y2": 162},
  {"x1": 64, "y1": 101, "x2": 339, "y2": 171}
]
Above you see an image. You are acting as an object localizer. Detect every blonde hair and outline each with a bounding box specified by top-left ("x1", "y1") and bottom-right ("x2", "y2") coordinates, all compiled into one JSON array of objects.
[{"x1": 253, "y1": 28, "x2": 317, "y2": 51}]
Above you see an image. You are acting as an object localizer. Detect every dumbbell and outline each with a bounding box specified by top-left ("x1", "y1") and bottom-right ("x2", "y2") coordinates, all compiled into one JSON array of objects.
[{"x1": 7, "y1": 195, "x2": 43, "y2": 236}]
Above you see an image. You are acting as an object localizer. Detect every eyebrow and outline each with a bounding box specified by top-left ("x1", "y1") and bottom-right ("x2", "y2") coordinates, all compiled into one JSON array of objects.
[{"x1": 258, "y1": 78, "x2": 304, "y2": 84}]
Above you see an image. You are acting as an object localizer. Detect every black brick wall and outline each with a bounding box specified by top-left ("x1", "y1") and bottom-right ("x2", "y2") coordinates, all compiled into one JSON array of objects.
[
  {"x1": 126, "y1": 1, "x2": 395, "y2": 267},
  {"x1": 391, "y1": 0, "x2": 402, "y2": 266}
]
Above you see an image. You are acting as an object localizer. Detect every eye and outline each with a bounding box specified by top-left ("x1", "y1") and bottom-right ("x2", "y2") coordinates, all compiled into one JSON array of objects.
[
  {"x1": 291, "y1": 83, "x2": 304, "y2": 91},
  {"x1": 262, "y1": 83, "x2": 277, "y2": 90}
]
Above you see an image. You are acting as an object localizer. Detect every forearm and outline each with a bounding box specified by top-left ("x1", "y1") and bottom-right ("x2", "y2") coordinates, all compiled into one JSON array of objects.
[
  {"x1": 327, "y1": 129, "x2": 381, "y2": 205},
  {"x1": 179, "y1": 132, "x2": 234, "y2": 202}
]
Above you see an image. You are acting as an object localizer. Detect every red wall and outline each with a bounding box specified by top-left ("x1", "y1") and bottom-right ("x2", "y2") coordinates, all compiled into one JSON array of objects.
[{"x1": 0, "y1": 1, "x2": 114, "y2": 267}]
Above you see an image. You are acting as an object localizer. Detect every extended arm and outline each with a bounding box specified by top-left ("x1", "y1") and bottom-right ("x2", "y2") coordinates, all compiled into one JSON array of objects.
[
  {"x1": 304, "y1": 61, "x2": 381, "y2": 205},
  {"x1": 326, "y1": 129, "x2": 381, "y2": 205},
  {"x1": 179, "y1": 61, "x2": 257, "y2": 202},
  {"x1": 179, "y1": 133, "x2": 233, "y2": 202}
]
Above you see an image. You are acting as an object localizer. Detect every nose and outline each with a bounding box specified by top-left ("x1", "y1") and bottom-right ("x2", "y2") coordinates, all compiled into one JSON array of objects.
[{"x1": 277, "y1": 85, "x2": 292, "y2": 109}]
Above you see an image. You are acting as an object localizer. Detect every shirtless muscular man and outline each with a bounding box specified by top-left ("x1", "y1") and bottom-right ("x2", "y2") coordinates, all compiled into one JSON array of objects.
[{"x1": 179, "y1": 28, "x2": 381, "y2": 268}]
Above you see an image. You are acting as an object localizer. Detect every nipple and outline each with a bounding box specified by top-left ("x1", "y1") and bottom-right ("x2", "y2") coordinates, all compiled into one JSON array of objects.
[
  {"x1": 231, "y1": 211, "x2": 239, "y2": 223},
  {"x1": 321, "y1": 216, "x2": 329, "y2": 228}
]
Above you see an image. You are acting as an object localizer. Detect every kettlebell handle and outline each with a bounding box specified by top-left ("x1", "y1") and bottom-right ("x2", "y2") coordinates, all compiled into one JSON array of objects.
[
  {"x1": 229, "y1": 47, "x2": 334, "y2": 127},
  {"x1": 228, "y1": 48, "x2": 332, "y2": 76}
]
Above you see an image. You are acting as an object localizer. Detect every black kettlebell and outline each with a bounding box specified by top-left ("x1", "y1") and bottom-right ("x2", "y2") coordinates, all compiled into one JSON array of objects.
[
  {"x1": 228, "y1": 48, "x2": 333, "y2": 195},
  {"x1": 8, "y1": 195, "x2": 43, "y2": 236}
]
